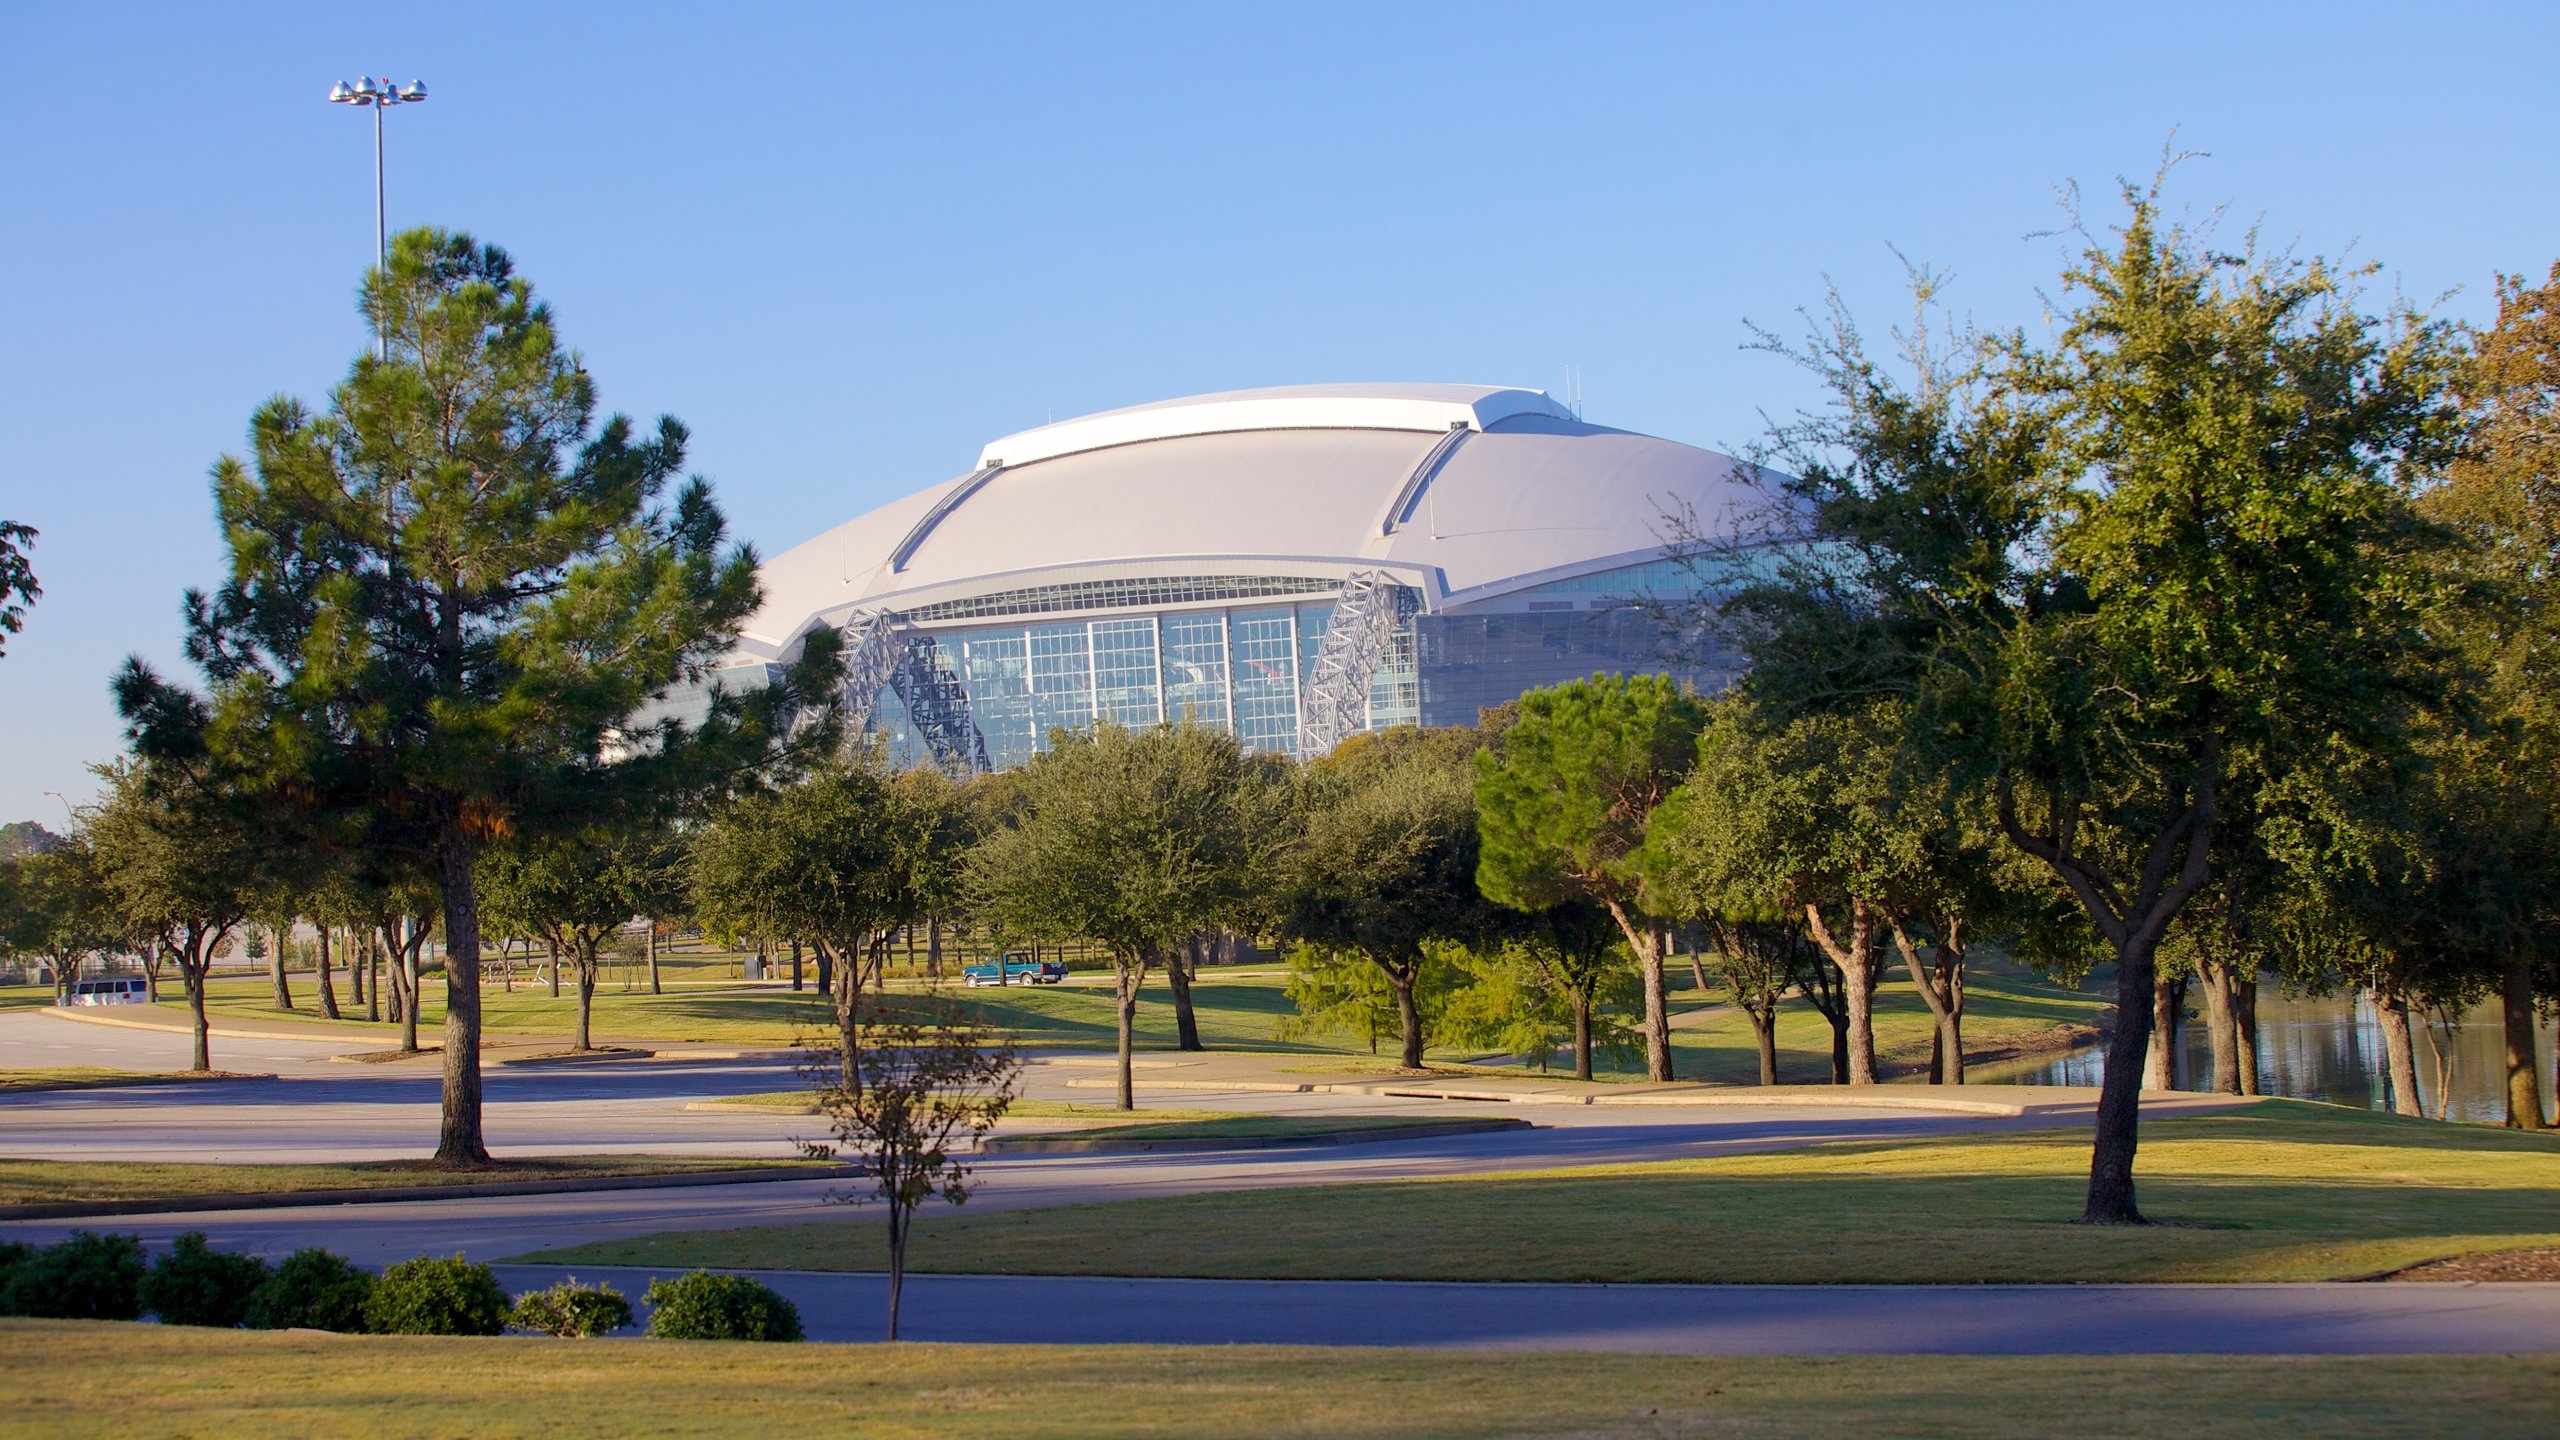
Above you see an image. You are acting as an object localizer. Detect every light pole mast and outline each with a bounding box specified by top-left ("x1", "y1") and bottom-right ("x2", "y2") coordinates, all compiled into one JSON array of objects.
[{"x1": 328, "y1": 74, "x2": 428, "y2": 359}]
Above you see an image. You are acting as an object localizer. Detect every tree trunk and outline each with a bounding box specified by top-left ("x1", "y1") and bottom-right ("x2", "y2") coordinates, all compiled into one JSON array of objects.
[
  {"x1": 2234, "y1": 977, "x2": 2260, "y2": 1096},
  {"x1": 315, "y1": 923, "x2": 341, "y2": 1020},
  {"x1": 2502, "y1": 952, "x2": 2549, "y2": 1130},
  {"x1": 2198, "y1": 962, "x2": 2243, "y2": 1096},
  {"x1": 184, "y1": 962, "x2": 212, "y2": 1073},
  {"x1": 1890, "y1": 920, "x2": 1964, "y2": 1086},
  {"x1": 885, "y1": 1203, "x2": 908, "y2": 1342},
  {"x1": 366, "y1": 935, "x2": 381, "y2": 1021},
  {"x1": 433, "y1": 819, "x2": 490, "y2": 1166},
  {"x1": 792, "y1": 939, "x2": 804, "y2": 992},
  {"x1": 1164, "y1": 940, "x2": 1204, "y2": 1053},
  {"x1": 2371, "y1": 981, "x2": 2422, "y2": 1118},
  {"x1": 575, "y1": 960, "x2": 596, "y2": 1052},
  {"x1": 143, "y1": 946, "x2": 163, "y2": 1003},
  {"x1": 2143, "y1": 976, "x2": 2181, "y2": 1091},
  {"x1": 1113, "y1": 957, "x2": 1141, "y2": 1111},
  {"x1": 1571, "y1": 991, "x2": 1594, "y2": 1081},
  {"x1": 1752, "y1": 1005, "x2": 1779, "y2": 1086},
  {"x1": 817, "y1": 942, "x2": 834, "y2": 997},
  {"x1": 398, "y1": 921, "x2": 420, "y2": 1054},
  {"x1": 2088, "y1": 931, "x2": 2166, "y2": 1224},
  {"x1": 1392, "y1": 966, "x2": 1424, "y2": 1070},
  {"x1": 926, "y1": 916, "x2": 942, "y2": 982},
  {"x1": 1806, "y1": 902, "x2": 1881, "y2": 1084},
  {"x1": 1685, "y1": 932, "x2": 1711, "y2": 995},
  {"x1": 1597, "y1": 899, "x2": 1674, "y2": 1081},
  {"x1": 647, "y1": 927, "x2": 662, "y2": 996},
  {"x1": 269, "y1": 926, "x2": 295, "y2": 1010}
]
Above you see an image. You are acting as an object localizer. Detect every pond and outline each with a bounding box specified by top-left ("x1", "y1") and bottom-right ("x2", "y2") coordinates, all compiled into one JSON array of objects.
[{"x1": 1972, "y1": 986, "x2": 2560, "y2": 1125}]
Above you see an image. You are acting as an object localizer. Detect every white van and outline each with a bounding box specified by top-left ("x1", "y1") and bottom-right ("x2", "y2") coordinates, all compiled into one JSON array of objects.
[{"x1": 65, "y1": 977, "x2": 149, "y2": 1006}]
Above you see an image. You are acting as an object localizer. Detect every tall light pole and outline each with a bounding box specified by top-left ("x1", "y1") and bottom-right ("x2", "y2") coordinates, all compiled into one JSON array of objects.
[{"x1": 328, "y1": 74, "x2": 428, "y2": 358}]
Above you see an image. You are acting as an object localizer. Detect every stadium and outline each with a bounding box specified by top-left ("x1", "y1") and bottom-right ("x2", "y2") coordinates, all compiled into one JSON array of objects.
[{"x1": 717, "y1": 382, "x2": 1758, "y2": 772}]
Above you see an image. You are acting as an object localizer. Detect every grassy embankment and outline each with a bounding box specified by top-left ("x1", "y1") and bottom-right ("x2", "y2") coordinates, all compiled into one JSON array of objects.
[
  {"x1": 0, "y1": 1324, "x2": 2548, "y2": 1440},
  {"x1": 530, "y1": 1102, "x2": 2560, "y2": 1283},
  {"x1": 0, "y1": 1067, "x2": 233, "y2": 1094},
  {"x1": 106, "y1": 954, "x2": 2104, "y2": 1082},
  {"x1": 0, "y1": 1156, "x2": 826, "y2": 1210}
]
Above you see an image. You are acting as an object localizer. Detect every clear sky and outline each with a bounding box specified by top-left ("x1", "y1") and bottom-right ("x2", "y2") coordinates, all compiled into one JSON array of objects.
[{"x1": 4, "y1": 2, "x2": 2555, "y2": 825}]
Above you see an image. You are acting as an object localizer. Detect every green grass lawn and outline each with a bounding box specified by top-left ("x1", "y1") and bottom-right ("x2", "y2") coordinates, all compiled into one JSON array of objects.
[
  {"x1": 0, "y1": 1067, "x2": 233, "y2": 1094},
  {"x1": 162, "y1": 954, "x2": 2101, "y2": 1085},
  {"x1": 0, "y1": 1155, "x2": 824, "y2": 1209},
  {"x1": 0, "y1": 1324, "x2": 2547, "y2": 1440},
  {"x1": 526, "y1": 1102, "x2": 2560, "y2": 1283}
]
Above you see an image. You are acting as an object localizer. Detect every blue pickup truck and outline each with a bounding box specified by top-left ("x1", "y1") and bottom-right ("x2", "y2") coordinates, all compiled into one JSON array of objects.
[{"x1": 962, "y1": 956, "x2": 1067, "y2": 987}]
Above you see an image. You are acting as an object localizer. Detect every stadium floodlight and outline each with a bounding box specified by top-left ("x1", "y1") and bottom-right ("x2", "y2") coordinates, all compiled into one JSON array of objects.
[{"x1": 328, "y1": 72, "x2": 430, "y2": 357}]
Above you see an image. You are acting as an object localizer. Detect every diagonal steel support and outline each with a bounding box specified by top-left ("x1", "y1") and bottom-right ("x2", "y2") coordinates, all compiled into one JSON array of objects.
[
  {"x1": 889, "y1": 634, "x2": 992, "y2": 777},
  {"x1": 1297, "y1": 570, "x2": 1402, "y2": 756}
]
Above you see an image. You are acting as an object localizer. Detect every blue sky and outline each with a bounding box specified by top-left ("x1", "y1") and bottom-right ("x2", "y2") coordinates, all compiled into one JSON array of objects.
[{"x1": 4, "y1": 2, "x2": 2554, "y2": 824}]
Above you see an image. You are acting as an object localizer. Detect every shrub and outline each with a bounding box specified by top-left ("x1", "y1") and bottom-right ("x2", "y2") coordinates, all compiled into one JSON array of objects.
[
  {"x1": 362, "y1": 1254, "x2": 508, "y2": 1336},
  {"x1": 140, "y1": 1231, "x2": 272, "y2": 1327},
  {"x1": 0, "y1": 1240, "x2": 31, "y2": 1315},
  {"x1": 244, "y1": 1248, "x2": 376, "y2": 1332},
  {"x1": 508, "y1": 1277, "x2": 633, "y2": 1337},
  {"x1": 2, "y1": 1231, "x2": 145, "y2": 1320},
  {"x1": 643, "y1": 1271, "x2": 803, "y2": 1342}
]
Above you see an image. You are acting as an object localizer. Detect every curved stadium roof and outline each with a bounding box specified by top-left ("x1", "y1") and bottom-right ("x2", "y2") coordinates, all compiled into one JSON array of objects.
[{"x1": 735, "y1": 382, "x2": 1755, "y2": 660}]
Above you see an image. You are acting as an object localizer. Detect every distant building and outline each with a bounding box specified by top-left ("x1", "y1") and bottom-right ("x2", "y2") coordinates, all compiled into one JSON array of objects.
[{"x1": 708, "y1": 383, "x2": 1761, "y2": 771}]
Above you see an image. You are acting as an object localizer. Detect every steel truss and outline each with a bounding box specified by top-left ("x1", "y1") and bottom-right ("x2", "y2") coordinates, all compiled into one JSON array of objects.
[
  {"x1": 1297, "y1": 570, "x2": 1408, "y2": 756},
  {"x1": 790, "y1": 610, "x2": 990, "y2": 776}
]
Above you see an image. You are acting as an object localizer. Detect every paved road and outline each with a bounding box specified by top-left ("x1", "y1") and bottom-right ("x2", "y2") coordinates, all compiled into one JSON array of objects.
[
  {"x1": 0, "y1": 1008, "x2": 2233, "y2": 1272},
  {"x1": 484, "y1": 1266, "x2": 2560, "y2": 1353}
]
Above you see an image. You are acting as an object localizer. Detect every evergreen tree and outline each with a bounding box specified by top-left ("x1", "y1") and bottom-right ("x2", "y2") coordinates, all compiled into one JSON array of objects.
[{"x1": 115, "y1": 229, "x2": 827, "y2": 1162}]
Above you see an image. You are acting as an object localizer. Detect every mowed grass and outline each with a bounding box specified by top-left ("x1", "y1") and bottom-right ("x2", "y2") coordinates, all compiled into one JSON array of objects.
[
  {"x1": 529, "y1": 1102, "x2": 2560, "y2": 1283},
  {"x1": 0, "y1": 1067, "x2": 221, "y2": 1094},
  {"x1": 1, "y1": 1324, "x2": 2550, "y2": 1440},
  {"x1": 0, "y1": 1155, "x2": 823, "y2": 1209},
  {"x1": 165, "y1": 954, "x2": 2101, "y2": 1083}
]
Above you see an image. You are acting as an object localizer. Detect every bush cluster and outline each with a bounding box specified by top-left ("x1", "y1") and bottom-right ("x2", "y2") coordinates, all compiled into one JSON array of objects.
[
  {"x1": 140, "y1": 1231, "x2": 272, "y2": 1327},
  {"x1": 1, "y1": 1234, "x2": 792, "y2": 1346},
  {"x1": 507, "y1": 1277, "x2": 633, "y2": 1338},
  {"x1": 362, "y1": 1255, "x2": 510, "y2": 1336},
  {"x1": 0, "y1": 1230, "x2": 146, "y2": 1320},
  {"x1": 643, "y1": 1271, "x2": 804, "y2": 1342},
  {"x1": 243, "y1": 1248, "x2": 377, "y2": 1332}
]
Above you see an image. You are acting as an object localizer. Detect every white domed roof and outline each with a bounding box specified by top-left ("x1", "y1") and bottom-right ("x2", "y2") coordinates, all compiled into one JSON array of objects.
[{"x1": 736, "y1": 383, "x2": 1753, "y2": 657}]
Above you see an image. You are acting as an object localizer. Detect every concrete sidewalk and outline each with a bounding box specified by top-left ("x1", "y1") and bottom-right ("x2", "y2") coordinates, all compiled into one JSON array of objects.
[{"x1": 491, "y1": 1265, "x2": 2560, "y2": 1354}]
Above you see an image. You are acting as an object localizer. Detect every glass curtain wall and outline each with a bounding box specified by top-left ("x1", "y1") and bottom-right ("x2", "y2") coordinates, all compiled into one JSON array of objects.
[{"x1": 865, "y1": 590, "x2": 1425, "y2": 769}]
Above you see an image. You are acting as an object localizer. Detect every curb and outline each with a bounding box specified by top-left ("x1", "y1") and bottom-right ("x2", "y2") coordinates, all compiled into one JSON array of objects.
[
  {"x1": 0, "y1": 1163, "x2": 862, "y2": 1222},
  {"x1": 982, "y1": 1116, "x2": 1533, "y2": 1154},
  {"x1": 496, "y1": 1048, "x2": 658, "y2": 1068}
]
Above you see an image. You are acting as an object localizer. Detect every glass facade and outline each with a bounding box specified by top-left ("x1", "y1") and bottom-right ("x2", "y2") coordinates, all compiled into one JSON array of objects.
[{"x1": 786, "y1": 556, "x2": 1744, "y2": 773}]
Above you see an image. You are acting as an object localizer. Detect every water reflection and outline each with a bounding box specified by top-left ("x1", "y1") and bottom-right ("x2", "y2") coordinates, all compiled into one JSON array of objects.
[{"x1": 1973, "y1": 988, "x2": 2559, "y2": 1125}]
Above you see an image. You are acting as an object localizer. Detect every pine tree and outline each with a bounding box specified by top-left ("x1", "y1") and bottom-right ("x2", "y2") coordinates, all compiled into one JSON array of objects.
[{"x1": 118, "y1": 229, "x2": 828, "y2": 1163}]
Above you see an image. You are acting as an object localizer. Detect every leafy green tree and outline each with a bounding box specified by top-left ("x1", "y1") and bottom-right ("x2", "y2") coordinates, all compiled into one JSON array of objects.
[
  {"x1": 968, "y1": 720, "x2": 1256, "y2": 1109},
  {"x1": 2, "y1": 834, "x2": 114, "y2": 1004},
  {"x1": 2421, "y1": 261, "x2": 2560, "y2": 1129},
  {"x1": 479, "y1": 831, "x2": 649, "y2": 1051},
  {"x1": 1433, "y1": 914, "x2": 1638, "y2": 1079},
  {"x1": 0, "y1": 520, "x2": 36, "y2": 658},
  {"x1": 115, "y1": 229, "x2": 823, "y2": 1163},
  {"x1": 1475, "y1": 674, "x2": 1709, "y2": 1082},
  {"x1": 84, "y1": 760, "x2": 263, "y2": 1071},
  {"x1": 1714, "y1": 175, "x2": 2457, "y2": 1211},
  {"x1": 693, "y1": 760, "x2": 951, "y2": 1072},
  {"x1": 1274, "y1": 727, "x2": 1495, "y2": 1069}
]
